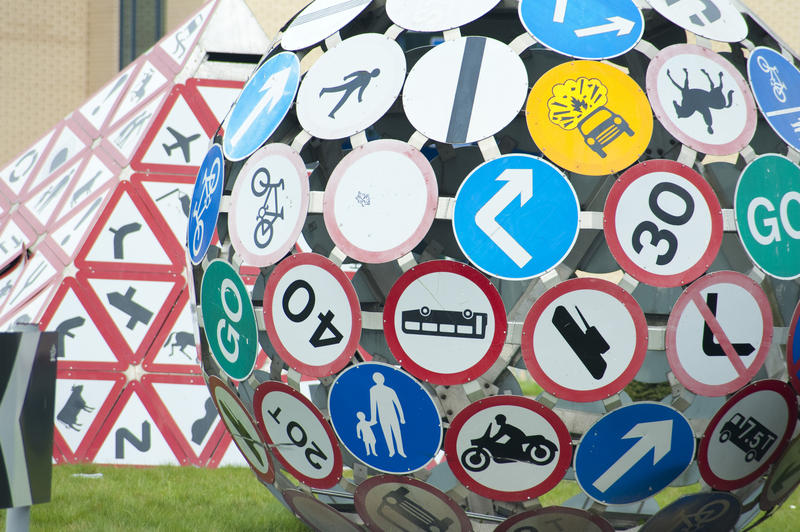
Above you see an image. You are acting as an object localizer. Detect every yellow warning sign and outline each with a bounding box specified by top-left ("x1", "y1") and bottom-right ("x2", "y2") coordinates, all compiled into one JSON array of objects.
[{"x1": 526, "y1": 61, "x2": 653, "y2": 176}]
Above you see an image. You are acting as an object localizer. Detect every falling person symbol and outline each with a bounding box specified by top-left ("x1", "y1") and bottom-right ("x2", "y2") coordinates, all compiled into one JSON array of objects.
[{"x1": 319, "y1": 68, "x2": 380, "y2": 119}]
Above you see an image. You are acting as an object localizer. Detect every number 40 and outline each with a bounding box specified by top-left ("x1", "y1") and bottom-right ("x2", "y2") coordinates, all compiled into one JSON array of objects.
[{"x1": 282, "y1": 280, "x2": 344, "y2": 348}]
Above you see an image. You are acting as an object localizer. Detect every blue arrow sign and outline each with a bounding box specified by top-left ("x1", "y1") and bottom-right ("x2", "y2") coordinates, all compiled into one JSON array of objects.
[
  {"x1": 518, "y1": 0, "x2": 643, "y2": 60},
  {"x1": 748, "y1": 47, "x2": 800, "y2": 152},
  {"x1": 328, "y1": 362, "x2": 442, "y2": 474},
  {"x1": 575, "y1": 402, "x2": 695, "y2": 505},
  {"x1": 188, "y1": 144, "x2": 224, "y2": 264},
  {"x1": 223, "y1": 52, "x2": 300, "y2": 161},
  {"x1": 640, "y1": 492, "x2": 741, "y2": 532},
  {"x1": 453, "y1": 154, "x2": 579, "y2": 280}
]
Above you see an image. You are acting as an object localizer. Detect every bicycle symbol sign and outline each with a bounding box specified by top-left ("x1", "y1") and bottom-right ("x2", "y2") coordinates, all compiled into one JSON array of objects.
[
  {"x1": 187, "y1": 144, "x2": 223, "y2": 264},
  {"x1": 748, "y1": 47, "x2": 800, "y2": 152},
  {"x1": 640, "y1": 492, "x2": 741, "y2": 532},
  {"x1": 229, "y1": 144, "x2": 309, "y2": 267}
]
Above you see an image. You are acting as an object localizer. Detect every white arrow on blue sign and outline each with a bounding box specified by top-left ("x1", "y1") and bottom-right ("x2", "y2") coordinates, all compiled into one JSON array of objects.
[
  {"x1": 748, "y1": 47, "x2": 800, "y2": 153},
  {"x1": 453, "y1": 154, "x2": 579, "y2": 280},
  {"x1": 223, "y1": 52, "x2": 300, "y2": 161},
  {"x1": 188, "y1": 144, "x2": 224, "y2": 265},
  {"x1": 575, "y1": 402, "x2": 695, "y2": 505},
  {"x1": 518, "y1": 0, "x2": 643, "y2": 60}
]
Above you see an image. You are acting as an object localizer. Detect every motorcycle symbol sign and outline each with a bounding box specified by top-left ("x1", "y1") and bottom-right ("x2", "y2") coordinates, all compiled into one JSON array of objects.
[{"x1": 444, "y1": 395, "x2": 571, "y2": 501}]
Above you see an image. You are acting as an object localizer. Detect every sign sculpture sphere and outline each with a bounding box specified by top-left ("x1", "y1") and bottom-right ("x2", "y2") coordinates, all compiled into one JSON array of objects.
[{"x1": 189, "y1": 1, "x2": 800, "y2": 529}]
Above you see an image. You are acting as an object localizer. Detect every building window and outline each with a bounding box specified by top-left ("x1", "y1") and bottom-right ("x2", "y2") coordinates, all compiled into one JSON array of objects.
[{"x1": 119, "y1": 0, "x2": 165, "y2": 69}]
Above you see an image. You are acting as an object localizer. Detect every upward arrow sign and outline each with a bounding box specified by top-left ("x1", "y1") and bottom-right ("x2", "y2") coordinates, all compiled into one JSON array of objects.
[
  {"x1": 229, "y1": 66, "x2": 291, "y2": 148},
  {"x1": 592, "y1": 420, "x2": 673, "y2": 492}
]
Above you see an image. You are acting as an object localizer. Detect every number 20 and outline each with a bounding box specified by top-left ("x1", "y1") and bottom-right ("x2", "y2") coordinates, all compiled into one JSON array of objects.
[{"x1": 631, "y1": 182, "x2": 694, "y2": 266}]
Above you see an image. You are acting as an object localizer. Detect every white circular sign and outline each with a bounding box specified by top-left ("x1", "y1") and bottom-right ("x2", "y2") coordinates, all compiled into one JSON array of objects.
[
  {"x1": 280, "y1": 0, "x2": 373, "y2": 51},
  {"x1": 297, "y1": 33, "x2": 406, "y2": 140},
  {"x1": 263, "y1": 253, "x2": 361, "y2": 377},
  {"x1": 229, "y1": 144, "x2": 309, "y2": 266},
  {"x1": 283, "y1": 490, "x2": 362, "y2": 532},
  {"x1": 386, "y1": 0, "x2": 501, "y2": 32},
  {"x1": 646, "y1": 44, "x2": 756, "y2": 155},
  {"x1": 403, "y1": 36, "x2": 528, "y2": 144},
  {"x1": 383, "y1": 260, "x2": 507, "y2": 385},
  {"x1": 645, "y1": 0, "x2": 747, "y2": 43},
  {"x1": 323, "y1": 139, "x2": 438, "y2": 263}
]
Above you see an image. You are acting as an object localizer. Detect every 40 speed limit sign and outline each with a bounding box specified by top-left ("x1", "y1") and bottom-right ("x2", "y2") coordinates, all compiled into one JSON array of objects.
[{"x1": 604, "y1": 160, "x2": 723, "y2": 287}]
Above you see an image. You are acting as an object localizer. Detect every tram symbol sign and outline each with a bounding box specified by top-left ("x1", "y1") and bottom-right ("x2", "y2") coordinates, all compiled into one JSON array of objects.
[
  {"x1": 604, "y1": 160, "x2": 723, "y2": 287},
  {"x1": 263, "y1": 253, "x2": 361, "y2": 378},
  {"x1": 188, "y1": 144, "x2": 223, "y2": 265},
  {"x1": 328, "y1": 362, "x2": 442, "y2": 475},
  {"x1": 698, "y1": 380, "x2": 798, "y2": 490},
  {"x1": 383, "y1": 260, "x2": 507, "y2": 385},
  {"x1": 640, "y1": 492, "x2": 741, "y2": 532},
  {"x1": 200, "y1": 260, "x2": 258, "y2": 381},
  {"x1": 253, "y1": 381, "x2": 342, "y2": 488},
  {"x1": 453, "y1": 154, "x2": 579, "y2": 280},
  {"x1": 518, "y1": 0, "x2": 643, "y2": 60},
  {"x1": 521, "y1": 277, "x2": 648, "y2": 402},
  {"x1": 734, "y1": 154, "x2": 800, "y2": 280},
  {"x1": 575, "y1": 402, "x2": 695, "y2": 505},
  {"x1": 665, "y1": 271, "x2": 773, "y2": 396},
  {"x1": 444, "y1": 395, "x2": 572, "y2": 501},
  {"x1": 748, "y1": 47, "x2": 800, "y2": 152},
  {"x1": 223, "y1": 52, "x2": 300, "y2": 161}
]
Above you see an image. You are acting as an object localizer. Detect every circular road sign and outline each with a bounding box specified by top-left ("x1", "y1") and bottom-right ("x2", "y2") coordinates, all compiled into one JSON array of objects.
[
  {"x1": 354, "y1": 475, "x2": 472, "y2": 532},
  {"x1": 575, "y1": 402, "x2": 695, "y2": 505},
  {"x1": 207, "y1": 375, "x2": 274, "y2": 484},
  {"x1": 665, "y1": 270, "x2": 773, "y2": 396},
  {"x1": 444, "y1": 395, "x2": 572, "y2": 501},
  {"x1": 521, "y1": 277, "x2": 648, "y2": 402},
  {"x1": 200, "y1": 260, "x2": 258, "y2": 381},
  {"x1": 228, "y1": 143, "x2": 309, "y2": 267},
  {"x1": 761, "y1": 436, "x2": 800, "y2": 510},
  {"x1": 788, "y1": 301, "x2": 800, "y2": 393},
  {"x1": 280, "y1": 0, "x2": 373, "y2": 52},
  {"x1": 387, "y1": 0, "x2": 500, "y2": 32},
  {"x1": 640, "y1": 492, "x2": 741, "y2": 532},
  {"x1": 645, "y1": 0, "x2": 747, "y2": 43},
  {"x1": 698, "y1": 379, "x2": 798, "y2": 490},
  {"x1": 496, "y1": 506, "x2": 614, "y2": 532},
  {"x1": 402, "y1": 36, "x2": 528, "y2": 144},
  {"x1": 526, "y1": 60, "x2": 653, "y2": 176},
  {"x1": 322, "y1": 139, "x2": 438, "y2": 263},
  {"x1": 383, "y1": 260, "x2": 507, "y2": 385},
  {"x1": 604, "y1": 159, "x2": 723, "y2": 287},
  {"x1": 328, "y1": 361, "x2": 442, "y2": 475},
  {"x1": 734, "y1": 154, "x2": 800, "y2": 280},
  {"x1": 188, "y1": 144, "x2": 224, "y2": 264},
  {"x1": 253, "y1": 381, "x2": 342, "y2": 489},
  {"x1": 223, "y1": 52, "x2": 300, "y2": 161},
  {"x1": 518, "y1": 0, "x2": 643, "y2": 60},
  {"x1": 748, "y1": 47, "x2": 800, "y2": 153},
  {"x1": 452, "y1": 154, "x2": 579, "y2": 280},
  {"x1": 296, "y1": 33, "x2": 406, "y2": 140},
  {"x1": 263, "y1": 252, "x2": 361, "y2": 378},
  {"x1": 646, "y1": 44, "x2": 756, "y2": 155},
  {"x1": 283, "y1": 489, "x2": 362, "y2": 532}
]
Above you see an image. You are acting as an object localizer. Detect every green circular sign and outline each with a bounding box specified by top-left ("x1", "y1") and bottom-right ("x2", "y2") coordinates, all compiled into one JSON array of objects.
[
  {"x1": 200, "y1": 259, "x2": 258, "y2": 379},
  {"x1": 735, "y1": 154, "x2": 800, "y2": 280}
]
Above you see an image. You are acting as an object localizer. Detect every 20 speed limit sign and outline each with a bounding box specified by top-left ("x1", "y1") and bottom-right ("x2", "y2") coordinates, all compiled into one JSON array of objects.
[{"x1": 604, "y1": 160, "x2": 723, "y2": 287}]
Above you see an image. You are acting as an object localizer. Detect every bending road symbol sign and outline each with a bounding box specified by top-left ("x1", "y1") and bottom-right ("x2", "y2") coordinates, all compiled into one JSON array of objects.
[{"x1": 475, "y1": 168, "x2": 533, "y2": 268}]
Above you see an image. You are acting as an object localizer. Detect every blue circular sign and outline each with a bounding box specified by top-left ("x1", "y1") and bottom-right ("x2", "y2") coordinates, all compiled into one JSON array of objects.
[
  {"x1": 453, "y1": 154, "x2": 579, "y2": 280},
  {"x1": 748, "y1": 47, "x2": 800, "y2": 152},
  {"x1": 518, "y1": 0, "x2": 643, "y2": 60},
  {"x1": 328, "y1": 362, "x2": 442, "y2": 474},
  {"x1": 188, "y1": 143, "x2": 224, "y2": 264},
  {"x1": 640, "y1": 492, "x2": 741, "y2": 532},
  {"x1": 223, "y1": 52, "x2": 300, "y2": 161},
  {"x1": 574, "y1": 402, "x2": 695, "y2": 505}
]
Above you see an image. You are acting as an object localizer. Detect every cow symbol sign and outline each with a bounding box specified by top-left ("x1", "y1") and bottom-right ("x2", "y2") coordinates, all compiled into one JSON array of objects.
[{"x1": 188, "y1": 144, "x2": 223, "y2": 264}]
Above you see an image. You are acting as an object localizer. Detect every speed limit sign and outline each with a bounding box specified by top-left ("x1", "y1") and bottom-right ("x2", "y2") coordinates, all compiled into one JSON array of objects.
[{"x1": 604, "y1": 160, "x2": 723, "y2": 287}]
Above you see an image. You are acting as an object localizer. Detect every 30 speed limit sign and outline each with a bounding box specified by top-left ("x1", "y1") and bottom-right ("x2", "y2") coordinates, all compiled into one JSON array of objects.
[{"x1": 604, "y1": 160, "x2": 723, "y2": 287}]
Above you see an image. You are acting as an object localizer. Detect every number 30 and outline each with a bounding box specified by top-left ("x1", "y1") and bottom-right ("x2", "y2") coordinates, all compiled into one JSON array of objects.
[{"x1": 631, "y1": 182, "x2": 694, "y2": 266}]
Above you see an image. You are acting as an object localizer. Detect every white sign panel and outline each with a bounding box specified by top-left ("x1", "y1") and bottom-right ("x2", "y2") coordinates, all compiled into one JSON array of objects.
[
  {"x1": 30, "y1": 125, "x2": 87, "y2": 192},
  {"x1": 645, "y1": 0, "x2": 747, "y2": 43},
  {"x1": 0, "y1": 131, "x2": 54, "y2": 195},
  {"x1": 110, "y1": 61, "x2": 168, "y2": 124},
  {"x1": 106, "y1": 94, "x2": 166, "y2": 163},
  {"x1": 386, "y1": 0, "x2": 500, "y2": 31},
  {"x1": 140, "y1": 94, "x2": 210, "y2": 168},
  {"x1": 280, "y1": 0, "x2": 372, "y2": 51}
]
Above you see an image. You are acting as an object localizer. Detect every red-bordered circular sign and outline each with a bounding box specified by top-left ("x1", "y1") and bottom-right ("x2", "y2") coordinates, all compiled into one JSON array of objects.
[
  {"x1": 787, "y1": 301, "x2": 800, "y2": 394},
  {"x1": 322, "y1": 139, "x2": 438, "y2": 263},
  {"x1": 263, "y1": 252, "x2": 361, "y2": 377},
  {"x1": 604, "y1": 159, "x2": 723, "y2": 287},
  {"x1": 521, "y1": 277, "x2": 648, "y2": 402},
  {"x1": 253, "y1": 381, "x2": 342, "y2": 489},
  {"x1": 383, "y1": 260, "x2": 507, "y2": 385},
  {"x1": 444, "y1": 395, "x2": 572, "y2": 501},
  {"x1": 665, "y1": 270, "x2": 773, "y2": 396},
  {"x1": 354, "y1": 475, "x2": 472, "y2": 532},
  {"x1": 496, "y1": 506, "x2": 614, "y2": 532},
  {"x1": 207, "y1": 375, "x2": 274, "y2": 484},
  {"x1": 697, "y1": 379, "x2": 797, "y2": 491},
  {"x1": 283, "y1": 489, "x2": 362, "y2": 532}
]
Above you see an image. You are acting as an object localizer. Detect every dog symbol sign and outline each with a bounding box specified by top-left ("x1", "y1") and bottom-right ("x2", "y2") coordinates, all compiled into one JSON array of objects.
[
  {"x1": 187, "y1": 144, "x2": 223, "y2": 265},
  {"x1": 444, "y1": 395, "x2": 572, "y2": 501}
]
